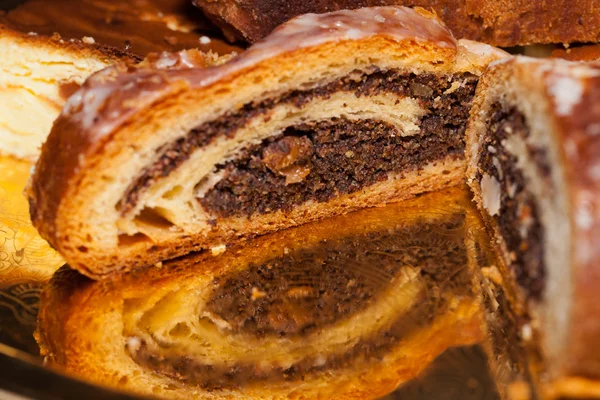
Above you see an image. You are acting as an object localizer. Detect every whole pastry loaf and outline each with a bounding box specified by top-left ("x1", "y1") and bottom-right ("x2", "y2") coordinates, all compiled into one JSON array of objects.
[
  {"x1": 466, "y1": 57, "x2": 600, "y2": 399},
  {"x1": 36, "y1": 188, "x2": 484, "y2": 399},
  {"x1": 27, "y1": 6, "x2": 505, "y2": 278},
  {"x1": 193, "y1": 0, "x2": 600, "y2": 47}
]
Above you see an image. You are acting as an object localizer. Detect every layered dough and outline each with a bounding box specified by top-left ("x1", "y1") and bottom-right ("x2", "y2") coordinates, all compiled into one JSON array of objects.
[
  {"x1": 466, "y1": 57, "x2": 600, "y2": 399},
  {"x1": 0, "y1": 28, "x2": 120, "y2": 161},
  {"x1": 119, "y1": 88, "x2": 428, "y2": 217},
  {"x1": 0, "y1": 0, "x2": 239, "y2": 161},
  {"x1": 118, "y1": 70, "x2": 478, "y2": 236},
  {"x1": 36, "y1": 188, "x2": 485, "y2": 399},
  {"x1": 28, "y1": 6, "x2": 506, "y2": 277}
]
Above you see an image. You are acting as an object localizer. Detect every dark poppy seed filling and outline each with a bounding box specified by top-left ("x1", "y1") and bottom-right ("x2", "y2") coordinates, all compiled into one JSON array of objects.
[
  {"x1": 476, "y1": 103, "x2": 547, "y2": 300},
  {"x1": 129, "y1": 214, "x2": 472, "y2": 390},
  {"x1": 475, "y1": 235, "x2": 533, "y2": 383},
  {"x1": 118, "y1": 70, "x2": 478, "y2": 215},
  {"x1": 199, "y1": 117, "x2": 465, "y2": 217}
]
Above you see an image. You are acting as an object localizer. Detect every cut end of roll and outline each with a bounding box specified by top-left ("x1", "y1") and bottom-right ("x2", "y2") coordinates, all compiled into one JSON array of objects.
[{"x1": 466, "y1": 56, "x2": 600, "y2": 398}]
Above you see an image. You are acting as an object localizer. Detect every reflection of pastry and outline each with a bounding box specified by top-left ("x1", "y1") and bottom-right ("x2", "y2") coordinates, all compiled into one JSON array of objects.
[
  {"x1": 0, "y1": 0, "x2": 240, "y2": 161},
  {"x1": 193, "y1": 0, "x2": 600, "y2": 47},
  {"x1": 392, "y1": 346, "x2": 501, "y2": 400},
  {"x1": 0, "y1": 281, "x2": 45, "y2": 356},
  {"x1": 28, "y1": 6, "x2": 505, "y2": 278},
  {"x1": 36, "y1": 188, "x2": 484, "y2": 399},
  {"x1": 466, "y1": 57, "x2": 600, "y2": 399}
]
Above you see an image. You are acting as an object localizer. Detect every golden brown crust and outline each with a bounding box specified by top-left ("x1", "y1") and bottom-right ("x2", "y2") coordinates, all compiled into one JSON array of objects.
[
  {"x1": 193, "y1": 0, "x2": 600, "y2": 47},
  {"x1": 26, "y1": 51, "x2": 228, "y2": 273},
  {"x1": 28, "y1": 6, "x2": 504, "y2": 278}
]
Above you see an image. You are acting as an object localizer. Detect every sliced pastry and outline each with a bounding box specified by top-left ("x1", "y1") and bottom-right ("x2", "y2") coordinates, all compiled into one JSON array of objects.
[
  {"x1": 28, "y1": 6, "x2": 506, "y2": 278},
  {"x1": 36, "y1": 188, "x2": 484, "y2": 400},
  {"x1": 466, "y1": 57, "x2": 600, "y2": 399},
  {"x1": 0, "y1": 0, "x2": 239, "y2": 160}
]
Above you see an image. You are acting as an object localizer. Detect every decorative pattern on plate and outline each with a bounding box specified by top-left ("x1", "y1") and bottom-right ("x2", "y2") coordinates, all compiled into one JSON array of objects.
[
  {"x1": 0, "y1": 281, "x2": 44, "y2": 355},
  {"x1": 0, "y1": 156, "x2": 63, "y2": 285}
]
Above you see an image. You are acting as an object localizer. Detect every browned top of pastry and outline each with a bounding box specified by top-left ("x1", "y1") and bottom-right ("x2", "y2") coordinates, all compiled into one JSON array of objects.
[
  {"x1": 49, "y1": 6, "x2": 456, "y2": 141},
  {"x1": 0, "y1": 0, "x2": 241, "y2": 57},
  {"x1": 35, "y1": 5, "x2": 457, "y2": 160},
  {"x1": 193, "y1": 0, "x2": 600, "y2": 47}
]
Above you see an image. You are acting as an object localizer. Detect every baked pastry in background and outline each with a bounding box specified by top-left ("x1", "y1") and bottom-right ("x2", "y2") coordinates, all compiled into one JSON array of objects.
[
  {"x1": 551, "y1": 44, "x2": 600, "y2": 62},
  {"x1": 36, "y1": 188, "x2": 484, "y2": 399},
  {"x1": 466, "y1": 56, "x2": 600, "y2": 399},
  {"x1": 0, "y1": 0, "x2": 240, "y2": 161},
  {"x1": 193, "y1": 0, "x2": 600, "y2": 47},
  {"x1": 27, "y1": 6, "x2": 506, "y2": 278}
]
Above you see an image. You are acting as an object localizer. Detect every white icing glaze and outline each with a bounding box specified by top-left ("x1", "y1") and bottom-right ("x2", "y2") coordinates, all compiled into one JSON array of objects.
[
  {"x1": 548, "y1": 75, "x2": 584, "y2": 116},
  {"x1": 241, "y1": 6, "x2": 456, "y2": 64},
  {"x1": 154, "y1": 54, "x2": 178, "y2": 69},
  {"x1": 374, "y1": 14, "x2": 386, "y2": 23},
  {"x1": 508, "y1": 56, "x2": 600, "y2": 117},
  {"x1": 58, "y1": 6, "x2": 461, "y2": 145},
  {"x1": 575, "y1": 200, "x2": 594, "y2": 230},
  {"x1": 458, "y1": 39, "x2": 507, "y2": 58},
  {"x1": 149, "y1": 50, "x2": 213, "y2": 70}
]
